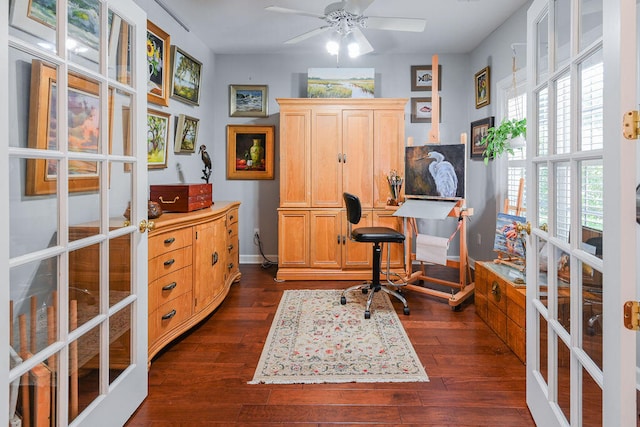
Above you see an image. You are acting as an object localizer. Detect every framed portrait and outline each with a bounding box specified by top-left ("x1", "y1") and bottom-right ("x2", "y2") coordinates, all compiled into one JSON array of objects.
[
  {"x1": 410, "y1": 65, "x2": 442, "y2": 91},
  {"x1": 170, "y1": 46, "x2": 202, "y2": 105},
  {"x1": 147, "y1": 109, "x2": 171, "y2": 169},
  {"x1": 229, "y1": 84, "x2": 268, "y2": 117},
  {"x1": 26, "y1": 60, "x2": 111, "y2": 196},
  {"x1": 411, "y1": 97, "x2": 441, "y2": 123},
  {"x1": 11, "y1": 0, "x2": 100, "y2": 63},
  {"x1": 174, "y1": 114, "x2": 199, "y2": 153},
  {"x1": 470, "y1": 116, "x2": 495, "y2": 159},
  {"x1": 475, "y1": 66, "x2": 490, "y2": 108},
  {"x1": 147, "y1": 20, "x2": 171, "y2": 106},
  {"x1": 226, "y1": 125, "x2": 274, "y2": 180}
]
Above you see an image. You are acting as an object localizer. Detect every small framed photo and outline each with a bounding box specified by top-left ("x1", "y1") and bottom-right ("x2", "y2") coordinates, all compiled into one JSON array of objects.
[
  {"x1": 411, "y1": 97, "x2": 441, "y2": 123},
  {"x1": 474, "y1": 66, "x2": 490, "y2": 109},
  {"x1": 470, "y1": 116, "x2": 495, "y2": 159},
  {"x1": 174, "y1": 114, "x2": 199, "y2": 153},
  {"x1": 229, "y1": 84, "x2": 268, "y2": 117},
  {"x1": 170, "y1": 46, "x2": 202, "y2": 105},
  {"x1": 147, "y1": 109, "x2": 171, "y2": 169},
  {"x1": 147, "y1": 20, "x2": 171, "y2": 106},
  {"x1": 410, "y1": 65, "x2": 442, "y2": 91},
  {"x1": 226, "y1": 125, "x2": 274, "y2": 180}
]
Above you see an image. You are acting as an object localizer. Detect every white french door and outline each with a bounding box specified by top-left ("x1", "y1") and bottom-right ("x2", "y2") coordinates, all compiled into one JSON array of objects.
[
  {"x1": 525, "y1": 0, "x2": 637, "y2": 425},
  {"x1": 1, "y1": 0, "x2": 148, "y2": 425}
]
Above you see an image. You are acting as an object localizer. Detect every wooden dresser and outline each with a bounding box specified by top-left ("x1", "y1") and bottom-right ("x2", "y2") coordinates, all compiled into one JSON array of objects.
[
  {"x1": 148, "y1": 201, "x2": 240, "y2": 362},
  {"x1": 474, "y1": 261, "x2": 526, "y2": 363},
  {"x1": 276, "y1": 98, "x2": 407, "y2": 281}
]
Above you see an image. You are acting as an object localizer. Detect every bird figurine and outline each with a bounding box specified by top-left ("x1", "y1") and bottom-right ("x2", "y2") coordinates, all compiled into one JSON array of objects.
[{"x1": 199, "y1": 144, "x2": 212, "y2": 183}]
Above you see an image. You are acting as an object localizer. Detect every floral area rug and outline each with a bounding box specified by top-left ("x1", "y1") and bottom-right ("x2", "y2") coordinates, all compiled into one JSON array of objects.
[{"x1": 249, "y1": 289, "x2": 429, "y2": 384}]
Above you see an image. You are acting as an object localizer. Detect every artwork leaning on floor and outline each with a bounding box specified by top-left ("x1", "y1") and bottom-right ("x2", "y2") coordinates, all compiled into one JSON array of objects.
[
  {"x1": 307, "y1": 68, "x2": 374, "y2": 98},
  {"x1": 404, "y1": 144, "x2": 466, "y2": 200}
]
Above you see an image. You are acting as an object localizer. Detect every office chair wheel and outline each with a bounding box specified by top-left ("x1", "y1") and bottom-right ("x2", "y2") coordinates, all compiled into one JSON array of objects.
[
  {"x1": 340, "y1": 296, "x2": 347, "y2": 305},
  {"x1": 364, "y1": 310, "x2": 371, "y2": 319},
  {"x1": 403, "y1": 307, "x2": 410, "y2": 315},
  {"x1": 362, "y1": 288, "x2": 368, "y2": 294}
]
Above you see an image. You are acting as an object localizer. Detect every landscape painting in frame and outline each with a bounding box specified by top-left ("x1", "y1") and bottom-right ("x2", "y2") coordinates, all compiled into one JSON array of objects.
[
  {"x1": 404, "y1": 144, "x2": 466, "y2": 200},
  {"x1": 307, "y1": 68, "x2": 374, "y2": 98},
  {"x1": 11, "y1": 0, "x2": 100, "y2": 63}
]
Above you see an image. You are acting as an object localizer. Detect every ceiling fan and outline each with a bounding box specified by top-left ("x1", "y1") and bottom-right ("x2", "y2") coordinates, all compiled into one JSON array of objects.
[{"x1": 265, "y1": 0, "x2": 426, "y2": 56}]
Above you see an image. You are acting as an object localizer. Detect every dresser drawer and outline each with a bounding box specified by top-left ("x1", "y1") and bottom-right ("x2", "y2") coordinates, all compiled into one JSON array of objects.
[
  {"x1": 149, "y1": 245, "x2": 192, "y2": 282},
  {"x1": 149, "y1": 227, "x2": 193, "y2": 259},
  {"x1": 227, "y1": 220, "x2": 238, "y2": 241},
  {"x1": 507, "y1": 318, "x2": 526, "y2": 363},
  {"x1": 506, "y1": 286, "x2": 526, "y2": 328},
  {"x1": 486, "y1": 300, "x2": 507, "y2": 340},
  {"x1": 154, "y1": 291, "x2": 193, "y2": 339},
  {"x1": 149, "y1": 265, "x2": 192, "y2": 309},
  {"x1": 227, "y1": 207, "x2": 239, "y2": 225}
]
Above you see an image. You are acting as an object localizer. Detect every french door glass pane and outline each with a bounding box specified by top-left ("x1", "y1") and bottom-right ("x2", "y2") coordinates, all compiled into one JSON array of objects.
[
  {"x1": 9, "y1": 257, "x2": 59, "y2": 356},
  {"x1": 537, "y1": 164, "x2": 549, "y2": 228},
  {"x1": 108, "y1": 304, "x2": 133, "y2": 384},
  {"x1": 537, "y1": 12, "x2": 549, "y2": 84},
  {"x1": 69, "y1": 324, "x2": 101, "y2": 422},
  {"x1": 580, "y1": 159, "x2": 603, "y2": 243},
  {"x1": 580, "y1": 0, "x2": 603, "y2": 51},
  {"x1": 107, "y1": 10, "x2": 132, "y2": 86},
  {"x1": 67, "y1": 0, "x2": 101, "y2": 73},
  {"x1": 581, "y1": 260, "x2": 603, "y2": 370},
  {"x1": 9, "y1": 0, "x2": 58, "y2": 54},
  {"x1": 554, "y1": 0, "x2": 571, "y2": 69},
  {"x1": 582, "y1": 365, "x2": 603, "y2": 426},
  {"x1": 556, "y1": 246, "x2": 571, "y2": 334},
  {"x1": 69, "y1": 186, "x2": 101, "y2": 240},
  {"x1": 537, "y1": 235, "x2": 550, "y2": 309},
  {"x1": 556, "y1": 73, "x2": 572, "y2": 154},
  {"x1": 109, "y1": 232, "x2": 132, "y2": 305},
  {"x1": 537, "y1": 86, "x2": 549, "y2": 156},
  {"x1": 555, "y1": 162, "x2": 571, "y2": 242},
  {"x1": 10, "y1": 157, "x2": 59, "y2": 258},
  {"x1": 558, "y1": 336, "x2": 571, "y2": 424},
  {"x1": 539, "y1": 311, "x2": 549, "y2": 383},
  {"x1": 69, "y1": 243, "x2": 101, "y2": 331},
  {"x1": 580, "y1": 50, "x2": 604, "y2": 151}
]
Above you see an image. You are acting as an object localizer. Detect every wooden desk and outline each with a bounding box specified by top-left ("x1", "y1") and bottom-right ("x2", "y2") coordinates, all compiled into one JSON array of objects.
[{"x1": 474, "y1": 261, "x2": 526, "y2": 363}]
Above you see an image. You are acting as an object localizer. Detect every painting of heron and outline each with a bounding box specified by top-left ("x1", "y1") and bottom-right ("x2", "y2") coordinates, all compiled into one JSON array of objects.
[{"x1": 404, "y1": 144, "x2": 466, "y2": 200}]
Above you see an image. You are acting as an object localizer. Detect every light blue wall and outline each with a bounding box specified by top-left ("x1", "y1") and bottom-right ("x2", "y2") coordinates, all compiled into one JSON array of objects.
[{"x1": 137, "y1": 0, "x2": 532, "y2": 264}]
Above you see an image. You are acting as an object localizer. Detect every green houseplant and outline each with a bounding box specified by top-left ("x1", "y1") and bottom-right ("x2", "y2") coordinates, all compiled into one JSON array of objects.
[{"x1": 481, "y1": 118, "x2": 527, "y2": 164}]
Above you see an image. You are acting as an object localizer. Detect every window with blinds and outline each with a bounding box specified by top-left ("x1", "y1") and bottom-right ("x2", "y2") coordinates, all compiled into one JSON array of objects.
[{"x1": 506, "y1": 89, "x2": 527, "y2": 212}]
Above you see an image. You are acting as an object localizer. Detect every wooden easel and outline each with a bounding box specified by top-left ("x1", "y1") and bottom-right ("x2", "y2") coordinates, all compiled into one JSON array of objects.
[
  {"x1": 400, "y1": 53, "x2": 475, "y2": 309},
  {"x1": 402, "y1": 200, "x2": 475, "y2": 309}
]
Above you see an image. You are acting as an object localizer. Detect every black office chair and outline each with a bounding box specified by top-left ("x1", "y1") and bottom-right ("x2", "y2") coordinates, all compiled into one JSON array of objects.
[{"x1": 341, "y1": 192, "x2": 410, "y2": 319}]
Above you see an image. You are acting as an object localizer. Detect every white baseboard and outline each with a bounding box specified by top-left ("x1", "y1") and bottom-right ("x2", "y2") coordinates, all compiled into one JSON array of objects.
[{"x1": 241, "y1": 254, "x2": 278, "y2": 264}]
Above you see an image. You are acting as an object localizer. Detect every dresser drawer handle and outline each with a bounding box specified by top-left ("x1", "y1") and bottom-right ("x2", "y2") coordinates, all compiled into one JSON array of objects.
[
  {"x1": 212, "y1": 251, "x2": 219, "y2": 266},
  {"x1": 158, "y1": 196, "x2": 179, "y2": 204},
  {"x1": 230, "y1": 214, "x2": 234, "y2": 220},
  {"x1": 491, "y1": 281, "x2": 502, "y2": 301},
  {"x1": 228, "y1": 263, "x2": 234, "y2": 270},
  {"x1": 164, "y1": 237, "x2": 175, "y2": 244},
  {"x1": 161, "y1": 309, "x2": 177, "y2": 320},
  {"x1": 228, "y1": 229, "x2": 232, "y2": 235},
  {"x1": 228, "y1": 244, "x2": 234, "y2": 252},
  {"x1": 164, "y1": 259, "x2": 175, "y2": 266},
  {"x1": 162, "y1": 282, "x2": 177, "y2": 291}
]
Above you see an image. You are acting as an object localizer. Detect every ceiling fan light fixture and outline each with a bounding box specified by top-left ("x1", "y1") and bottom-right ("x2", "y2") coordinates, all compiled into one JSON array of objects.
[
  {"x1": 326, "y1": 39, "x2": 340, "y2": 55},
  {"x1": 348, "y1": 42, "x2": 360, "y2": 57}
]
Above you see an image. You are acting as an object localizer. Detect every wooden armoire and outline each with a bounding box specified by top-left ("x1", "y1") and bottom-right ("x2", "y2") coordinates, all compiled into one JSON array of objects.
[{"x1": 276, "y1": 98, "x2": 408, "y2": 281}]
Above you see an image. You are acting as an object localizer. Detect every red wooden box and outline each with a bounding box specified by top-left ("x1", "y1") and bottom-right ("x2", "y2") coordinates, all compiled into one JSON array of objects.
[{"x1": 150, "y1": 183, "x2": 212, "y2": 212}]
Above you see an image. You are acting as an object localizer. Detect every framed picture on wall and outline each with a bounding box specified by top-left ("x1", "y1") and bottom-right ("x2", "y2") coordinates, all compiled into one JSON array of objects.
[
  {"x1": 174, "y1": 114, "x2": 199, "y2": 153},
  {"x1": 470, "y1": 116, "x2": 495, "y2": 159},
  {"x1": 170, "y1": 46, "x2": 202, "y2": 105},
  {"x1": 474, "y1": 66, "x2": 490, "y2": 108},
  {"x1": 226, "y1": 125, "x2": 274, "y2": 180},
  {"x1": 147, "y1": 20, "x2": 171, "y2": 106},
  {"x1": 410, "y1": 65, "x2": 442, "y2": 91},
  {"x1": 147, "y1": 109, "x2": 170, "y2": 169},
  {"x1": 229, "y1": 84, "x2": 268, "y2": 117},
  {"x1": 411, "y1": 97, "x2": 441, "y2": 123}
]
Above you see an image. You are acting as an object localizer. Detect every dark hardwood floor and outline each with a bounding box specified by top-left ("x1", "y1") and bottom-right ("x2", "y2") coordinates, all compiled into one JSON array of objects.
[{"x1": 126, "y1": 264, "x2": 535, "y2": 426}]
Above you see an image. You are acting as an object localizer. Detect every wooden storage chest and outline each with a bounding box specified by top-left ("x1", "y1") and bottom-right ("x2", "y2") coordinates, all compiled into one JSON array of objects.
[{"x1": 150, "y1": 183, "x2": 212, "y2": 212}]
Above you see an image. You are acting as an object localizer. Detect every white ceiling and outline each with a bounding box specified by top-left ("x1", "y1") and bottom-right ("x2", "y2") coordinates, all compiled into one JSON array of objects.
[{"x1": 170, "y1": 0, "x2": 529, "y2": 56}]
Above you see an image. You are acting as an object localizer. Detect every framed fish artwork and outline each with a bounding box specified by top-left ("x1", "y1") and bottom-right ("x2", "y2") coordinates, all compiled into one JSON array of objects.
[
  {"x1": 411, "y1": 97, "x2": 441, "y2": 123},
  {"x1": 410, "y1": 65, "x2": 442, "y2": 91}
]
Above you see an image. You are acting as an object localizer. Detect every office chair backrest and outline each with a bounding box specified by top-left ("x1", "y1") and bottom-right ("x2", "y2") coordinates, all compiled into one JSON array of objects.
[{"x1": 343, "y1": 192, "x2": 362, "y2": 225}]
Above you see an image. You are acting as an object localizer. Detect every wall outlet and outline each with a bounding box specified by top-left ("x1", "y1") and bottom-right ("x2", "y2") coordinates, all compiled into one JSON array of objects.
[
  {"x1": 254, "y1": 228, "x2": 260, "y2": 239},
  {"x1": 477, "y1": 233, "x2": 482, "y2": 245}
]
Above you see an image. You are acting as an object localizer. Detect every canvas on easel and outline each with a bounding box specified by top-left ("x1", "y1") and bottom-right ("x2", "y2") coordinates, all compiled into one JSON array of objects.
[{"x1": 404, "y1": 144, "x2": 466, "y2": 200}]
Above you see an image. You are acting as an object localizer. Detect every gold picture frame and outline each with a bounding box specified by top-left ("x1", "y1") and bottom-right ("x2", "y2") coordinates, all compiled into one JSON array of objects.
[
  {"x1": 26, "y1": 60, "x2": 111, "y2": 196},
  {"x1": 147, "y1": 20, "x2": 171, "y2": 106},
  {"x1": 475, "y1": 66, "x2": 490, "y2": 109},
  {"x1": 170, "y1": 46, "x2": 202, "y2": 105},
  {"x1": 226, "y1": 125, "x2": 274, "y2": 180},
  {"x1": 147, "y1": 109, "x2": 171, "y2": 169},
  {"x1": 229, "y1": 84, "x2": 268, "y2": 117},
  {"x1": 174, "y1": 114, "x2": 199, "y2": 153}
]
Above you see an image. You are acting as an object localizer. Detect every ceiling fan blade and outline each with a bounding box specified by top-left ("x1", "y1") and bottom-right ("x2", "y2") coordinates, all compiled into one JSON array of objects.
[
  {"x1": 264, "y1": 6, "x2": 325, "y2": 19},
  {"x1": 365, "y1": 16, "x2": 426, "y2": 32},
  {"x1": 350, "y1": 27, "x2": 374, "y2": 55},
  {"x1": 284, "y1": 26, "x2": 331, "y2": 44},
  {"x1": 342, "y1": 0, "x2": 375, "y2": 15}
]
